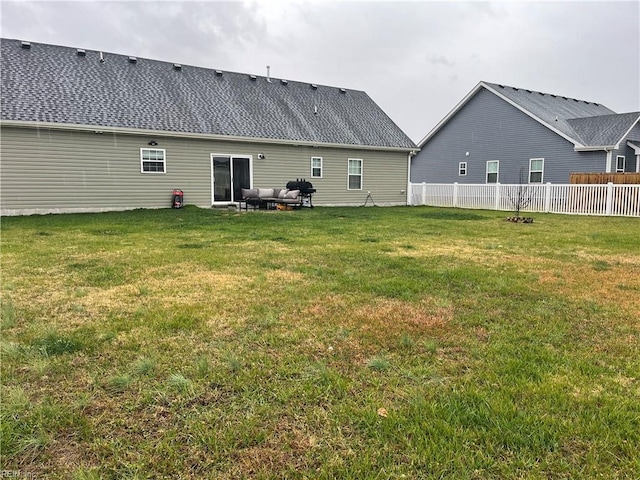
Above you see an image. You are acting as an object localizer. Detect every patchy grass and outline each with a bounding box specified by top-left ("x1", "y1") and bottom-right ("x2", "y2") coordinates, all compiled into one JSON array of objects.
[{"x1": 1, "y1": 206, "x2": 639, "y2": 479}]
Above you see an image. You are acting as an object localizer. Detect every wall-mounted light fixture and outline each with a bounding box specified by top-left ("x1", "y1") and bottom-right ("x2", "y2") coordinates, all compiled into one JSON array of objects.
[
  {"x1": 257, "y1": 153, "x2": 265, "y2": 160},
  {"x1": 148, "y1": 141, "x2": 158, "y2": 146}
]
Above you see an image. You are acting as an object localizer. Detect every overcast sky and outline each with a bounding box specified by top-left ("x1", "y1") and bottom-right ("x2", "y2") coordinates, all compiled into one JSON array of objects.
[{"x1": 1, "y1": 0, "x2": 638, "y2": 142}]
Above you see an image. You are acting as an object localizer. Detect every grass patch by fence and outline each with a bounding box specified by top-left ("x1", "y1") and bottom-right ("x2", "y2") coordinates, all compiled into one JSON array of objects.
[{"x1": 1, "y1": 206, "x2": 639, "y2": 478}]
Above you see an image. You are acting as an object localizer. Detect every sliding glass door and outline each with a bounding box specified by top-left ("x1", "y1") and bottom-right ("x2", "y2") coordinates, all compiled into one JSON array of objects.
[{"x1": 211, "y1": 155, "x2": 251, "y2": 203}]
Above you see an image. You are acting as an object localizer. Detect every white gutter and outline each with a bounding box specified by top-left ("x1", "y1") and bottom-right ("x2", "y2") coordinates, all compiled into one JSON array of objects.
[{"x1": 0, "y1": 119, "x2": 416, "y2": 153}]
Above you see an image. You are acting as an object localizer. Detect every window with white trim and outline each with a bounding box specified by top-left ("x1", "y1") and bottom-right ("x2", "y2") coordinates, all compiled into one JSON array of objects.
[
  {"x1": 141, "y1": 148, "x2": 166, "y2": 173},
  {"x1": 459, "y1": 162, "x2": 467, "y2": 176},
  {"x1": 311, "y1": 156, "x2": 323, "y2": 178},
  {"x1": 616, "y1": 155, "x2": 625, "y2": 173},
  {"x1": 347, "y1": 158, "x2": 363, "y2": 190},
  {"x1": 529, "y1": 158, "x2": 544, "y2": 183},
  {"x1": 486, "y1": 160, "x2": 499, "y2": 183}
]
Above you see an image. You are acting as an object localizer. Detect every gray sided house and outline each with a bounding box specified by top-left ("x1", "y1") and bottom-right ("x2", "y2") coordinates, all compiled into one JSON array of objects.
[
  {"x1": 0, "y1": 39, "x2": 416, "y2": 215},
  {"x1": 411, "y1": 81, "x2": 640, "y2": 185}
]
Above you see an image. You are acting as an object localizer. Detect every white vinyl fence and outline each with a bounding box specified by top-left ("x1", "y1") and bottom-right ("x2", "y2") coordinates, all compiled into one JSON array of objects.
[{"x1": 409, "y1": 182, "x2": 640, "y2": 217}]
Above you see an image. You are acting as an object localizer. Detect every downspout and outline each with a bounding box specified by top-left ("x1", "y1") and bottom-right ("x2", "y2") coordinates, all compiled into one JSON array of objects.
[{"x1": 407, "y1": 150, "x2": 416, "y2": 205}]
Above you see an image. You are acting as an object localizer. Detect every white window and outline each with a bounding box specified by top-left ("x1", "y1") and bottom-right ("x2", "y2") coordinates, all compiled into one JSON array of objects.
[
  {"x1": 459, "y1": 162, "x2": 467, "y2": 176},
  {"x1": 529, "y1": 158, "x2": 544, "y2": 183},
  {"x1": 347, "y1": 158, "x2": 363, "y2": 190},
  {"x1": 141, "y1": 148, "x2": 166, "y2": 173},
  {"x1": 486, "y1": 160, "x2": 499, "y2": 183},
  {"x1": 616, "y1": 155, "x2": 625, "y2": 173},
  {"x1": 311, "y1": 156, "x2": 323, "y2": 178}
]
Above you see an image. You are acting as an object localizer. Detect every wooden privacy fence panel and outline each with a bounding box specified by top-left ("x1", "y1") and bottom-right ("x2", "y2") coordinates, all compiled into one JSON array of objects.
[
  {"x1": 409, "y1": 183, "x2": 640, "y2": 217},
  {"x1": 570, "y1": 173, "x2": 640, "y2": 184}
]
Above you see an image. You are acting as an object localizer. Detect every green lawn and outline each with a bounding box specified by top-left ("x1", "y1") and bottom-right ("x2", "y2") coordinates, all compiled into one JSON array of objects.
[{"x1": 1, "y1": 206, "x2": 639, "y2": 479}]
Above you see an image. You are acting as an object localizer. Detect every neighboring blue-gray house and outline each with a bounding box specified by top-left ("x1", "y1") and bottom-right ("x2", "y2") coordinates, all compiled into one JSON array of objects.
[
  {"x1": 411, "y1": 81, "x2": 640, "y2": 185},
  {"x1": 0, "y1": 39, "x2": 416, "y2": 215}
]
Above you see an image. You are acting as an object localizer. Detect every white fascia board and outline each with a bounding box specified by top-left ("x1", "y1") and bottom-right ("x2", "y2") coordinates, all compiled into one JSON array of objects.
[
  {"x1": 627, "y1": 140, "x2": 640, "y2": 154},
  {"x1": 613, "y1": 115, "x2": 640, "y2": 149},
  {"x1": 0, "y1": 120, "x2": 416, "y2": 153},
  {"x1": 416, "y1": 81, "x2": 485, "y2": 148},
  {"x1": 481, "y1": 83, "x2": 585, "y2": 149}
]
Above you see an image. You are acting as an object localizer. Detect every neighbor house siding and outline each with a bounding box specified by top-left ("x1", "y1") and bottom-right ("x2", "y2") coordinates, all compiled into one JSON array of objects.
[
  {"x1": 411, "y1": 88, "x2": 607, "y2": 184},
  {"x1": 0, "y1": 125, "x2": 409, "y2": 215},
  {"x1": 620, "y1": 122, "x2": 640, "y2": 172}
]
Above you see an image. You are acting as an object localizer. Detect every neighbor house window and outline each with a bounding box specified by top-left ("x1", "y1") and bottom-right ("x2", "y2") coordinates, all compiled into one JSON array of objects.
[
  {"x1": 348, "y1": 158, "x2": 363, "y2": 190},
  {"x1": 616, "y1": 155, "x2": 626, "y2": 173},
  {"x1": 529, "y1": 158, "x2": 544, "y2": 183},
  {"x1": 141, "y1": 148, "x2": 166, "y2": 173},
  {"x1": 486, "y1": 160, "x2": 499, "y2": 183},
  {"x1": 459, "y1": 162, "x2": 467, "y2": 176},
  {"x1": 311, "y1": 156, "x2": 323, "y2": 178}
]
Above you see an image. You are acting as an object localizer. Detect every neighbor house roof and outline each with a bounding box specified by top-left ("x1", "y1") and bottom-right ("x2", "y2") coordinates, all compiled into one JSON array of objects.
[
  {"x1": 418, "y1": 80, "x2": 638, "y2": 150},
  {"x1": 0, "y1": 38, "x2": 416, "y2": 151},
  {"x1": 566, "y1": 111, "x2": 640, "y2": 148}
]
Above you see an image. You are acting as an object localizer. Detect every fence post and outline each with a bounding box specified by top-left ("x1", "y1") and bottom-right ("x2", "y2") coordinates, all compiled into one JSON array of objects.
[
  {"x1": 605, "y1": 182, "x2": 614, "y2": 215},
  {"x1": 544, "y1": 182, "x2": 551, "y2": 213},
  {"x1": 421, "y1": 182, "x2": 427, "y2": 206},
  {"x1": 494, "y1": 183, "x2": 501, "y2": 211},
  {"x1": 453, "y1": 182, "x2": 459, "y2": 208}
]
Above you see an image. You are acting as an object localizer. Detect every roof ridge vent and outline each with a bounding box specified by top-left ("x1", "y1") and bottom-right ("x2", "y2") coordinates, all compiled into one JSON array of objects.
[
  {"x1": 76, "y1": 48, "x2": 86, "y2": 57},
  {"x1": 339, "y1": 88, "x2": 347, "y2": 93},
  {"x1": 310, "y1": 84, "x2": 318, "y2": 90},
  {"x1": 281, "y1": 79, "x2": 288, "y2": 85},
  {"x1": 128, "y1": 56, "x2": 137, "y2": 64},
  {"x1": 249, "y1": 74, "x2": 257, "y2": 81},
  {"x1": 215, "y1": 70, "x2": 223, "y2": 76},
  {"x1": 20, "y1": 41, "x2": 31, "y2": 49},
  {"x1": 173, "y1": 63, "x2": 182, "y2": 71}
]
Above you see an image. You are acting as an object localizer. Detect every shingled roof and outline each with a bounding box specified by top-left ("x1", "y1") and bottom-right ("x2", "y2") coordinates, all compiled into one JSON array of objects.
[
  {"x1": 0, "y1": 38, "x2": 416, "y2": 150},
  {"x1": 419, "y1": 80, "x2": 639, "y2": 149}
]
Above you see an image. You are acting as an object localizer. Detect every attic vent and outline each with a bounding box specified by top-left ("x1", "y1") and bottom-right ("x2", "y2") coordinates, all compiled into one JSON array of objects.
[
  {"x1": 594, "y1": 103, "x2": 599, "y2": 106},
  {"x1": 173, "y1": 63, "x2": 182, "y2": 71},
  {"x1": 311, "y1": 84, "x2": 318, "y2": 90},
  {"x1": 512, "y1": 87, "x2": 519, "y2": 91},
  {"x1": 21, "y1": 41, "x2": 31, "y2": 49},
  {"x1": 215, "y1": 70, "x2": 223, "y2": 76},
  {"x1": 551, "y1": 94, "x2": 556, "y2": 98},
  {"x1": 250, "y1": 75, "x2": 257, "y2": 81},
  {"x1": 76, "y1": 48, "x2": 86, "y2": 57},
  {"x1": 538, "y1": 92, "x2": 544, "y2": 95},
  {"x1": 573, "y1": 98, "x2": 579, "y2": 102},
  {"x1": 526, "y1": 90, "x2": 532, "y2": 93},
  {"x1": 562, "y1": 96, "x2": 567, "y2": 100},
  {"x1": 128, "y1": 56, "x2": 137, "y2": 64},
  {"x1": 339, "y1": 88, "x2": 347, "y2": 93},
  {"x1": 281, "y1": 79, "x2": 288, "y2": 85},
  {"x1": 498, "y1": 85, "x2": 504, "y2": 88}
]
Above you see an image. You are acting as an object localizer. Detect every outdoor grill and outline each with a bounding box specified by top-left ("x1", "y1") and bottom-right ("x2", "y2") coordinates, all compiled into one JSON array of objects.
[{"x1": 286, "y1": 179, "x2": 316, "y2": 208}]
